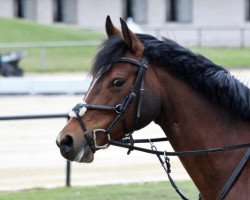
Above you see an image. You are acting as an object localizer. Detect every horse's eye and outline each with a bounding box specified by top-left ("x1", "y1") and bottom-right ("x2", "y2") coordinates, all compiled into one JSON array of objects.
[{"x1": 113, "y1": 78, "x2": 125, "y2": 87}]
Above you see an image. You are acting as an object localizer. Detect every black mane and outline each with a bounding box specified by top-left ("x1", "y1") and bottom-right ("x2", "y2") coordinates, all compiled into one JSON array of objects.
[{"x1": 92, "y1": 34, "x2": 250, "y2": 120}]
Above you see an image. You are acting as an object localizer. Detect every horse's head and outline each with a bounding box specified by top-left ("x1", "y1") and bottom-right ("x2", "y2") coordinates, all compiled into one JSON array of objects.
[{"x1": 56, "y1": 16, "x2": 161, "y2": 163}]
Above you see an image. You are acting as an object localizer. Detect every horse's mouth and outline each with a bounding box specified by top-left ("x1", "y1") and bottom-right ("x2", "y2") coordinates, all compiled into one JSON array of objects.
[
  {"x1": 59, "y1": 144, "x2": 94, "y2": 163},
  {"x1": 74, "y1": 145, "x2": 94, "y2": 163}
]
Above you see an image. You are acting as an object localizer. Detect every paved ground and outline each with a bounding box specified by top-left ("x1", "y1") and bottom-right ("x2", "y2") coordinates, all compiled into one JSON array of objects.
[
  {"x1": 0, "y1": 69, "x2": 249, "y2": 191},
  {"x1": 0, "y1": 95, "x2": 191, "y2": 191}
]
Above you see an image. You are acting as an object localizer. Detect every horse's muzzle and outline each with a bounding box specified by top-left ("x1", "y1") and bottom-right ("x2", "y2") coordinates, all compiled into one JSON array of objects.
[{"x1": 56, "y1": 134, "x2": 94, "y2": 163}]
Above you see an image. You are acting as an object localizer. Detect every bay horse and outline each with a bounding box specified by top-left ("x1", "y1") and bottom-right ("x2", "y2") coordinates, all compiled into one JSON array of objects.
[{"x1": 56, "y1": 16, "x2": 250, "y2": 200}]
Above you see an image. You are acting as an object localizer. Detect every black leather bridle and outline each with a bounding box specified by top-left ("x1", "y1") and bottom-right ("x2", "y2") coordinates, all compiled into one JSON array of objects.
[
  {"x1": 71, "y1": 56, "x2": 148, "y2": 152},
  {"x1": 70, "y1": 56, "x2": 250, "y2": 200}
]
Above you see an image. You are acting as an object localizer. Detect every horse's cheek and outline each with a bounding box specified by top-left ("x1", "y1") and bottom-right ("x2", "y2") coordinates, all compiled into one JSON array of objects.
[{"x1": 136, "y1": 89, "x2": 161, "y2": 130}]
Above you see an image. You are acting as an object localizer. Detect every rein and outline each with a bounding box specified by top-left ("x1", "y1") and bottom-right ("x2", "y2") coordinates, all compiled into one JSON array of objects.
[
  {"x1": 109, "y1": 137, "x2": 250, "y2": 157},
  {"x1": 110, "y1": 135, "x2": 250, "y2": 200},
  {"x1": 70, "y1": 56, "x2": 250, "y2": 200}
]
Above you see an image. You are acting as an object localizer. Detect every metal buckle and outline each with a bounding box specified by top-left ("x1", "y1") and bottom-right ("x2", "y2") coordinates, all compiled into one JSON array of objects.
[
  {"x1": 115, "y1": 104, "x2": 122, "y2": 113},
  {"x1": 93, "y1": 129, "x2": 110, "y2": 149}
]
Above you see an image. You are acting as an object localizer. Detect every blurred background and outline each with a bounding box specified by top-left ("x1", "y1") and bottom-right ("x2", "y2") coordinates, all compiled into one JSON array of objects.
[{"x1": 0, "y1": 0, "x2": 250, "y2": 199}]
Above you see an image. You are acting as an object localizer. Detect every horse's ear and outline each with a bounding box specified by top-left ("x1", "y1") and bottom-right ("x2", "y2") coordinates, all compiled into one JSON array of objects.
[
  {"x1": 120, "y1": 17, "x2": 143, "y2": 53},
  {"x1": 105, "y1": 15, "x2": 121, "y2": 38}
]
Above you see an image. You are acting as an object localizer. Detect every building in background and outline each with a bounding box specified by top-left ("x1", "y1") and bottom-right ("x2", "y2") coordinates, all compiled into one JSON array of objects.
[{"x1": 0, "y1": 0, "x2": 249, "y2": 47}]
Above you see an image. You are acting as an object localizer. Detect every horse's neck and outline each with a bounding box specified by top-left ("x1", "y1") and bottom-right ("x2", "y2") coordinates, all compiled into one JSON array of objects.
[
  {"x1": 154, "y1": 68, "x2": 250, "y2": 199},
  {"x1": 155, "y1": 69, "x2": 249, "y2": 148}
]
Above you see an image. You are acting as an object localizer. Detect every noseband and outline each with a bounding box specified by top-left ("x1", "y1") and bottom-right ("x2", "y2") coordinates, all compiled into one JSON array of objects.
[{"x1": 70, "y1": 56, "x2": 148, "y2": 152}]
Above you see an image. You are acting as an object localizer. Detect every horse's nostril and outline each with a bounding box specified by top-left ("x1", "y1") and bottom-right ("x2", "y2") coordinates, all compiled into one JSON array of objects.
[{"x1": 60, "y1": 135, "x2": 74, "y2": 153}]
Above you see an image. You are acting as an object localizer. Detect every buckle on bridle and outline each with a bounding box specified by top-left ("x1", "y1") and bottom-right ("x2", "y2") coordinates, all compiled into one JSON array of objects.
[
  {"x1": 115, "y1": 104, "x2": 122, "y2": 113},
  {"x1": 93, "y1": 129, "x2": 110, "y2": 149}
]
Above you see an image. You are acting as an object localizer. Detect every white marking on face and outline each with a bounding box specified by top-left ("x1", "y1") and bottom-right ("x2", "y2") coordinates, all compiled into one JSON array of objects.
[
  {"x1": 68, "y1": 75, "x2": 101, "y2": 119},
  {"x1": 84, "y1": 75, "x2": 100, "y2": 102},
  {"x1": 68, "y1": 75, "x2": 100, "y2": 119},
  {"x1": 67, "y1": 75, "x2": 101, "y2": 163}
]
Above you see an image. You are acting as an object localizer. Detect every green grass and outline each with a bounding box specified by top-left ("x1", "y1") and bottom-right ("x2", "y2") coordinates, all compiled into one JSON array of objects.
[
  {"x1": 0, "y1": 181, "x2": 199, "y2": 200},
  {"x1": 13, "y1": 46, "x2": 99, "y2": 72},
  {"x1": 192, "y1": 48, "x2": 250, "y2": 68},
  {"x1": 0, "y1": 18, "x2": 104, "y2": 42},
  {"x1": 0, "y1": 18, "x2": 250, "y2": 73},
  {"x1": 0, "y1": 17, "x2": 104, "y2": 72}
]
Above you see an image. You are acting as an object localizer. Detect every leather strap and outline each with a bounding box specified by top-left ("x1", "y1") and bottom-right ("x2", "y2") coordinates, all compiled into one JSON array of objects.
[
  {"x1": 109, "y1": 140, "x2": 250, "y2": 157},
  {"x1": 75, "y1": 112, "x2": 96, "y2": 153},
  {"x1": 71, "y1": 56, "x2": 149, "y2": 152},
  {"x1": 115, "y1": 57, "x2": 148, "y2": 69},
  {"x1": 219, "y1": 147, "x2": 250, "y2": 199}
]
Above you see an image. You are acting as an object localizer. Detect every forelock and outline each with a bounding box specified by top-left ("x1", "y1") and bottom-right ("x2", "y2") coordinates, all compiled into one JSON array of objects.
[{"x1": 91, "y1": 36, "x2": 127, "y2": 76}]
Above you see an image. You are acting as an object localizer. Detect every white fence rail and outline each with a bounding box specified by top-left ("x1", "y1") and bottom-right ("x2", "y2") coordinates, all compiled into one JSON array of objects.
[{"x1": 144, "y1": 26, "x2": 250, "y2": 48}]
